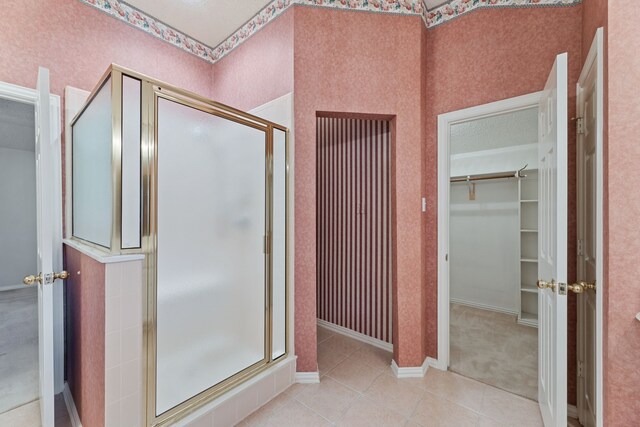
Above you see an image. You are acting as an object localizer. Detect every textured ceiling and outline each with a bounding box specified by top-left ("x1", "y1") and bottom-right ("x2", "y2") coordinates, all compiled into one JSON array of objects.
[
  {"x1": 450, "y1": 107, "x2": 538, "y2": 155},
  {"x1": 423, "y1": 0, "x2": 450, "y2": 9},
  {"x1": 125, "y1": 0, "x2": 273, "y2": 47},
  {"x1": 0, "y1": 98, "x2": 35, "y2": 152}
]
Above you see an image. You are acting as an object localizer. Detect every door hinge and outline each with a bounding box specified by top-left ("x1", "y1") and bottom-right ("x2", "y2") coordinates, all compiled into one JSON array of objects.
[
  {"x1": 576, "y1": 117, "x2": 585, "y2": 135},
  {"x1": 577, "y1": 238, "x2": 584, "y2": 257},
  {"x1": 578, "y1": 360, "x2": 584, "y2": 378},
  {"x1": 263, "y1": 234, "x2": 270, "y2": 255}
]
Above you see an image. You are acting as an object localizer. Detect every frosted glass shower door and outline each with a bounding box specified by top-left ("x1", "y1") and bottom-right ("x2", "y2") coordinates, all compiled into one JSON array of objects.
[{"x1": 155, "y1": 98, "x2": 267, "y2": 415}]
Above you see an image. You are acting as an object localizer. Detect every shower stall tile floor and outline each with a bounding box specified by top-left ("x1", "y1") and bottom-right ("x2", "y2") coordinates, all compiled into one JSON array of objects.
[{"x1": 237, "y1": 326, "x2": 579, "y2": 427}]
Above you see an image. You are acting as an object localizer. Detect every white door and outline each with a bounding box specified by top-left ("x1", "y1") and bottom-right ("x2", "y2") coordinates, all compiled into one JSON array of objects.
[
  {"x1": 577, "y1": 28, "x2": 604, "y2": 427},
  {"x1": 537, "y1": 52, "x2": 568, "y2": 427},
  {"x1": 35, "y1": 66, "x2": 56, "y2": 427}
]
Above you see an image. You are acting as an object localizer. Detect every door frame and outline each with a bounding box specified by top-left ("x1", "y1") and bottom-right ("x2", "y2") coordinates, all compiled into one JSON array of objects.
[
  {"x1": 576, "y1": 27, "x2": 604, "y2": 427},
  {"x1": 436, "y1": 91, "x2": 542, "y2": 371},
  {"x1": 0, "y1": 80, "x2": 63, "y2": 393}
]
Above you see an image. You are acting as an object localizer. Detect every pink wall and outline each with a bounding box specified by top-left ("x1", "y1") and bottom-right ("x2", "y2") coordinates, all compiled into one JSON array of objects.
[
  {"x1": 317, "y1": 116, "x2": 393, "y2": 344},
  {"x1": 212, "y1": 11, "x2": 294, "y2": 111},
  {"x1": 294, "y1": 7, "x2": 426, "y2": 370},
  {"x1": 211, "y1": 4, "x2": 586, "y2": 376},
  {"x1": 582, "y1": 0, "x2": 608, "y2": 63},
  {"x1": 65, "y1": 246, "x2": 105, "y2": 427},
  {"x1": 0, "y1": 0, "x2": 213, "y2": 100},
  {"x1": 424, "y1": 5, "x2": 583, "y2": 402},
  {"x1": 604, "y1": 1, "x2": 640, "y2": 424}
]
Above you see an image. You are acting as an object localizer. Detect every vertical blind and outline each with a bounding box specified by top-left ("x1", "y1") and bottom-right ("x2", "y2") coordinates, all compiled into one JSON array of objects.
[{"x1": 316, "y1": 116, "x2": 392, "y2": 343}]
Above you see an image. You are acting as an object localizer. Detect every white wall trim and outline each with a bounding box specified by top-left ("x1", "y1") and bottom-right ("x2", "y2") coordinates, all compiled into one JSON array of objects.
[
  {"x1": 450, "y1": 298, "x2": 520, "y2": 317},
  {"x1": 316, "y1": 319, "x2": 393, "y2": 352},
  {"x1": 294, "y1": 372, "x2": 320, "y2": 384},
  {"x1": 390, "y1": 357, "x2": 434, "y2": 378},
  {"x1": 437, "y1": 91, "x2": 543, "y2": 374},
  {"x1": 63, "y1": 383, "x2": 83, "y2": 427},
  {"x1": 0, "y1": 80, "x2": 64, "y2": 394}
]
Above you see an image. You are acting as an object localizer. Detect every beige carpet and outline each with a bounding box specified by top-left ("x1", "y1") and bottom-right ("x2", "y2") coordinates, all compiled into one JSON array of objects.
[
  {"x1": 450, "y1": 303, "x2": 538, "y2": 400},
  {"x1": 0, "y1": 287, "x2": 39, "y2": 414}
]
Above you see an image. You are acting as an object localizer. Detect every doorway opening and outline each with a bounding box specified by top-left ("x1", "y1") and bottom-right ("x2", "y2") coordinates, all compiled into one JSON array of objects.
[
  {"x1": 0, "y1": 96, "x2": 39, "y2": 419},
  {"x1": 0, "y1": 76, "x2": 65, "y2": 426},
  {"x1": 437, "y1": 93, "x2": 542, "y2": 401},
  {"x1": 315, "y1": 113, "x2": 394, "y2": 375}
]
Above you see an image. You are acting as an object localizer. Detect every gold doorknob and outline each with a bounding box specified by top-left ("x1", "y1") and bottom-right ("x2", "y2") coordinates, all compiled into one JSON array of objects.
[
  {"x1": 567, "y1": 283, "x2": 584, "y2": 294},
  {"x1": 567, "y1": 281, "x2": 596, "y2": 294},
  {"x1": 23, "y1": 274, "x2": 42, "y2": 286},
  {"x1": 537, "y1": 279, "x2": 556, "y2": 292},
  {"x1": 23, "y1": 271, "x2": 69, "y2": 286},
  {"x1": 54, "y1": 271, "x2": 69, "y2": 280}
]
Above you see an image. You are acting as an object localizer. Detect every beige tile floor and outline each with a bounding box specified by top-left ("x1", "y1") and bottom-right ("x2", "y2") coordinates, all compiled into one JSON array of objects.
[
  {"x1": 237, "y1": 326, "x2": 567, "y2": 427},
  {"x1": 0, "y1": 394, "x2": 73, "y2": 427}
]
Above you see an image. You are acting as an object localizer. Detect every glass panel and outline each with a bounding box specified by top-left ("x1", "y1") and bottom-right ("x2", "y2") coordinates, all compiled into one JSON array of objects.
[
  {"x1": 0, "y1": 98, "x2": 38, "y2": 413},
  {"x1": 155, "y1": 98, "x2": 267, "y2": 415},
  {"x1": 72, "y1": 77, "x2": 113, "y2": 248},
  {"x1": 272, "y1": 129, "x2": 286, "y2": 359},
  {"x1": 121, "y1": 76, "x2": 141, "y2": 249}
]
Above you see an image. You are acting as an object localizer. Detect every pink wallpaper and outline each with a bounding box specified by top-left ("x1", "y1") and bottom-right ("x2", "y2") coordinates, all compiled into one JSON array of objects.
[
  {"x1": 604, "y1": 1, "x2": 640, "y2": 424},
  {"x1": 0, "y1": 0, "x2": 213, "y2": 99},
  {"x1": 582, "y1": 0, "x2": 608, "y2": 63},
  {"x1": 65, "y1": 246, "x2": 106, "y2": 427},
  {"x1": 294, "y1": 7, "x2": 426, "y2": 370},
  {"x1": 424, "y1": 5, "x2": 583, "y2": 402},
  {"x1": 212, "y1": 11, "x2": 294, "y2": 111},
  {"x1": 317, "y1": 116, "x2": 393, "y2": 344}
]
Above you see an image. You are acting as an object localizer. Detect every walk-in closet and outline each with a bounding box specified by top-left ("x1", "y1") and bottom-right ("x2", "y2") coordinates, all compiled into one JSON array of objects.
[{"x1": 448, "y1": 106, "x2": 539, "y2": 400}]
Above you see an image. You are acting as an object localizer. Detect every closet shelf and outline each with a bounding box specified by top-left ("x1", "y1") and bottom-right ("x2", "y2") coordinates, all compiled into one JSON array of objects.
[
  {"x1": 521, "y1": 285, "x2": 538, "y2": 294},
  {"x1": 520, "y1": 199, "x2": 538, "y2": 203},
  {"x1": 521, "y1": 229, "x2": 538, "y2": 233},
  {"x1": 520, "y1": 258, "x2": 538, "y2": 263}
]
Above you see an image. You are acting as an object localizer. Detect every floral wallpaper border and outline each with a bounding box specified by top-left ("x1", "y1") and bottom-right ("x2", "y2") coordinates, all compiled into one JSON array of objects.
[
  {"x1": 426, "y1": 0, "x2": 581, "y2": 28},
  {"x1": 79, "y1": 0, "x2": 219, "y2": 62},
  {"x1": 79, "y1": 0, "x2": 581, "y2": 65}
]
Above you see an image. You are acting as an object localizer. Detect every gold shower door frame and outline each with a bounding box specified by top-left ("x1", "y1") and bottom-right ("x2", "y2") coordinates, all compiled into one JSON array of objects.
[{"x1": 111, "y1": 65, "x2": 289, "y2": 427}]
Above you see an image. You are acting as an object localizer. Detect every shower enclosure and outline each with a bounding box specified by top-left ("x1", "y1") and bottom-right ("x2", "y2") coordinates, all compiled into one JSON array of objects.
[{"x1": 70, "y1": 65, "x2": 289, "y2": 426}]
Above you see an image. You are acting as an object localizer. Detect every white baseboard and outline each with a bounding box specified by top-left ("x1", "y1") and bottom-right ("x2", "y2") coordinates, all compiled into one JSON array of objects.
[
  {"x1": 450, "y1": 298, "x2": 519, "y2": 317},
  {"x1": 317, "y1": 319, "x2": 393, "y2": 352},
  {"x1": 63, "y1": 382, "x2": 82, "y2": 427},
  {"x1": 295, "y1": 372, "x2": 320, "y2": 384},
  {"x1": 567, "y1": 404, "x2": 578, "y2": 419},
  {"x1": 391, "y1": 357, "x2": 434, "y2": 378}
]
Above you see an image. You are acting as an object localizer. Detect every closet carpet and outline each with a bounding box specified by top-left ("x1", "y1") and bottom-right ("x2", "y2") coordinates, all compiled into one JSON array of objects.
[
  {"x1": 0, "y1": 287, "x2": 39, "y2": 414},
  {"x1": 449, "y1": 303, "x2": 538, "y2": 401}
]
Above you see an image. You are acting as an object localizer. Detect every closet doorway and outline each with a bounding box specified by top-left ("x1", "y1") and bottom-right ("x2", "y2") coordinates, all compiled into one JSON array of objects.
[
  {"x1": 438, "y1": 94, "x2": 541, "y2": 400},
  {"x1": 315, "y1": 113, "x2": 393, "y2": 371}
]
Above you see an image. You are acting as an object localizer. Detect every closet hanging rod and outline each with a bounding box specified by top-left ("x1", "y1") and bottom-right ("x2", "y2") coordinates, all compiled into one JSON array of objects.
[{"x1": 450, "y1": 165, "x2": 528, "y2": 183}]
